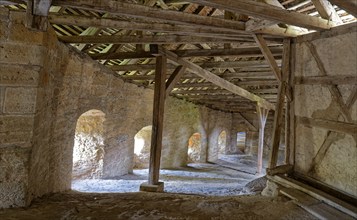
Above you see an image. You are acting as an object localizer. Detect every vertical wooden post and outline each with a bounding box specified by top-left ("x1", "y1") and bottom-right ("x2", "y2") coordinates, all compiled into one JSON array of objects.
[
  {"x1": 269, "y1": 38, "x2": 291, "y2": 169},
  {"x1": 140, "y1": 53, "x2": 166, "y2": 192},
  {"x1": 284, "y1": 102, "x2": 291, "y2": 164},
  {"x1": 256, "y1": 105, "x2": 269, "y2": 174}
]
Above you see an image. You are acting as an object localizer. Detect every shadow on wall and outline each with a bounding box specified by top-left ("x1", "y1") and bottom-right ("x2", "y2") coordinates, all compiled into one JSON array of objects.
[
  {"x1": 72, "y1": 109, "x2": 106, "y2": 181},
  {"x1": 187, "y1": 133, "x2": 201, "y2": 164},
  {"x1": 133, "y1": 126, "x2": 152, "y2": 169}
]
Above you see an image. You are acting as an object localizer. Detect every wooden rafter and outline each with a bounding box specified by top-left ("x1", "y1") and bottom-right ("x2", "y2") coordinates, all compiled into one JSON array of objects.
[
  {"x1": 328, "y1": 0, "x2": 357, "y2": 17},
  {"x1": 184, "y1": 0, "x2": 334, "y2": 30}
]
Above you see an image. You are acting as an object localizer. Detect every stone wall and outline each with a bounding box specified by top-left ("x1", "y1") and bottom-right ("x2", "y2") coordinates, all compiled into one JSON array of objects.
[
  {"x1": 293, "y1": 25, "x2": 357, "y2": 197},
  {"x1": 0, "y1": 9, "x2": 234, "y2": 208}
]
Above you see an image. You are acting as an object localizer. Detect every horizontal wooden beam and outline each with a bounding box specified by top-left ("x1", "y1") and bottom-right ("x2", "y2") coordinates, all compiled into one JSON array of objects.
[
  {"x1": 58, "y1": 35, "x2": 241, "y2": 44},
  {"x1": 49, "y1": 14, "x2": 245, "y2": 38},
  {"x1": 295, "y1": 75, "x2": 357, "y2": 85},
  {"x1": 90, "y1": 47, "x2": 283, "y2": 60},
  {"x1": 266, "y1": 164, "x2": 293, "y2": 176},
  {"x1": 52, "y1": 0, "x2": 246, "y2": 33},
  {"x1": 297, "y1": 116, "x2": 357, "y2": 135},
  {"x1": 185, "y1": 0, "x2": 333, "y2": 30},
  {"x1": 156, "y1": 46, "x2": 275, "y2": 110}
]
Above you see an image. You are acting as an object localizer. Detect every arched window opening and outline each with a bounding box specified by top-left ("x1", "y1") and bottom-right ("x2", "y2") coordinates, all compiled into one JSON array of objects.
[
  {"x1": 72, "y1": 109, "x2": 105, "y2": 181},
  {"x1": 187, "y1": 133, "x2": 201, "y2": 164},
  {"x1": 237, "y1": 131, "x2": 247, "y2": 153},
  {"x1": 218, "y1": 130, "x2": 227, "y2": 155},
  {"x1": 133, "y1": 126, "x2": 152, "y2": 169}
]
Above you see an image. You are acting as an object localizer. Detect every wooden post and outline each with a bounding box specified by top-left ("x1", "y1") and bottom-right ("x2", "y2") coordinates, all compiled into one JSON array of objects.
[
  {"x1": 256, "y1": 105, "x2": 269, "y2": 174},
  {"x1": 140, "y1": 53, "x2": 166, "y2": 192},
  {"x1": 269, "y1": 38, "x2": 291, "y2": 169}
]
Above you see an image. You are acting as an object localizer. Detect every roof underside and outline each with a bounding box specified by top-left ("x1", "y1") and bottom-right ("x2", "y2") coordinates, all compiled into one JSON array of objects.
[{"x1": 3, "y1": 0, "x2": 356, "y2": 113}]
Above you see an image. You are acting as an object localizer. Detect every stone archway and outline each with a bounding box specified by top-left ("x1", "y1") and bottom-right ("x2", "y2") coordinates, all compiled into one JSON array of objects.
[
  {"x1": 187, "y1": 133, "x2": 201, "y2": 164},
  {"x1": 133, "y1": 126, "x2": 152, "y2": 169},
  {"x1": 72, "y1": 109, "x2": 106, "y2": 181}
]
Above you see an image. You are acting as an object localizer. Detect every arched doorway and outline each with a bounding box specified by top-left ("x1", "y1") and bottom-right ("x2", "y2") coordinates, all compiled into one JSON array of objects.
[
  {"x1": 218, "y1": 130, "x2": 227, "y2": 155},
  {"x1": 133, "y1": 126, "x2": 152, "y2": 169},
  {"x1": 72, "y1": 109, "x2": 106, "y2": 181},
  {"x1": 187, "y1": 133, "x2": 201, "y2": 164},
  {"x1": 237, "y1": 131, "x2": 247, "y2": 153}
]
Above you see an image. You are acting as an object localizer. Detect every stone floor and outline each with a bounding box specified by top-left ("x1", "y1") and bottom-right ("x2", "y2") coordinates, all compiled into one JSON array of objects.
[{"x1": 0, "y1": 192, "x2": 317, "y2": 220}]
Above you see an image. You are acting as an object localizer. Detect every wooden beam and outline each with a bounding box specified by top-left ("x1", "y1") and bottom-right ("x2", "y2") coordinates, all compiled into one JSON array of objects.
[
  {"x1": 52, "y1": 0, "x2": 246, "y2": 33},
  {"x1": 238, "y1": 112, "x2": 258, "y2": 131},
  {"x1": 269, "y1": 38, "x2": 291, "y2": 169},
  {"x1": 328, "y1": 0, "x2": 357, "y2": 17},
  {"x1": 185, "y1": 0, "x2": 334, "y2": 30},
  {"x1": 156, "y1": 46, "x2": 276, "y2": 110},
  {"x1": 297, "y1": 116, "x2": 357, "y2": 135},
  {"x1": 306, "y1": 42, "x2": 353, "y2": 122},
  {"x1": 90, "y1": 46, "x2": 283, "y2": 60},
  {"x1": 253, "y1": 34, "x2": 282, "y2": 81},
  {"x1": 58, "y1": 35, "x2": 241, "y2": 44},
  {"x1": 165, "y1": 66, "x2": 187, "y2": 96},
  {"x1": 110, "y1": 63, "x2": 176, "y2": 71},
  {"x1": 148, "y1": 55, "x2": 167, "y2": 186},
  {"x1": 295, "y1": 75, "x2": 357, "y2": 85},
  {"x1": 266, "y1": 164, "x2": 293, "y2": 176},
  {"x1": 256, "y1": 105, "x2": 269, "y2": 174},
  {"x1": 311, "y1": 0, "x2": 342, "y2": 24},
  {"x1": 49, "y1": 14, "x2": 247, "y2": 39},
  {"x1": 26, "y1": 0, "x2": 52, "y2": 31}
]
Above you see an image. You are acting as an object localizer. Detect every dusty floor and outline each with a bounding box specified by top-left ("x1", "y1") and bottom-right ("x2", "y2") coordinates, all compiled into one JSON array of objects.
[
  {"x1": 2, "y1": 154, "x2": 314, "y2": 220},
  {"x1": 0, "y1": 192, "x2": 317, "y2": 220},
  {"x1": 72, "y1": 154, "x2": 267, "y2": 196}
]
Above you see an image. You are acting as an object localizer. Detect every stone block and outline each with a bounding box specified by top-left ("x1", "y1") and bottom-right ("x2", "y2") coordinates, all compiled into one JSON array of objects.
[
  {"x1": 0, "y1": 43, "x2": 45, "y2": 66},
  {"x1": 8, "y1": 23, "x2": 45, "y2": 45},
  {"x1": 140, "y1": 182, "x2": 165, "y2": 192},
  {"x1": 0, "y1": 182, "x2": 27, "y2": 208},
  {"x1": 0, "y1": 131, "x2": 33, "y2": 145},
  {"x1": 4, "y1": 87, "x2": 37, "y2": 114},
  {"x1": 0, "y1": 116, "x2": 34, "y2": 132},
  {"x1": 0, "y1": 64, "x2": 40, "y2": 86}
]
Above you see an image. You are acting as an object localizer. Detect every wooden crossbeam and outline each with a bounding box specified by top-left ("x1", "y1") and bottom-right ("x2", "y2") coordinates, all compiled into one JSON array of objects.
[
  {"x1": 90, "y1": 47, "x2": 283, "y2": 60},
  {"x1": 297, "y1": 116, "x2": 357, "y2": 135},
  {"x1": 185, "y1": 0, "x2": 334, "y2": 30},
  {"x1": 154, "y1": 46, "x2": 276, "y2": 110},
  {"x1": 49, "y1": 14, "x2": 247, "y2": 39},
  {"x1": 253, "y1": 34, "x2": 282, "y2": 81},
  {"x1": 311, "y1": 0, "x2": 342, "y2": 24},
  {"x1": 58, "y1": 35, "x2": 241, "y2": 44},
  {"x1": 52, "y1": 0, "x2": 246, "y2": 33},
  {"x1": 295, "y1": 75, "x2": 357, "y2": 85},
  {"x1": 328, "y1": 0, "x2": 357, "y2": 17},
  {"x1": 165, "y1": 66, "x2": 187, "y2": 96}
]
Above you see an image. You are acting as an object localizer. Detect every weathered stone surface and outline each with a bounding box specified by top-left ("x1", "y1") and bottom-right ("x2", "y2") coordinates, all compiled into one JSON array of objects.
[
  {"x1": 4, "y1": 87, "x2": 37, "y2": 113},
  {"x1": 0, "y1": 116, "x2": 34, "y2": 132},
  {"x1": 0, "y1": 131, "x2": 33, "y2": 146},
  {"x1": 0, "y1": 43, "x2": 45, "y2": 66},
  {"x1": 0, "y1": 64, "x2": 40, "y2": 86}
]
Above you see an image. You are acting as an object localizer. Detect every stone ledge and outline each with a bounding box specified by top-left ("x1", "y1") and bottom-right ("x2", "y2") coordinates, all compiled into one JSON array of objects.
[{"x1": 139, "y1": 182, "x2": 164, "y2": 193}]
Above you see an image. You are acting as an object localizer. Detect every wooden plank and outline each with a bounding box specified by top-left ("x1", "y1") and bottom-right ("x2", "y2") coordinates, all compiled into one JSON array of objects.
[
  {"x1": 280, "y1": 188, "x2": 355, "y2": 220},
  {"x1": 148, "y1": 55, "x2": 167, "y2": 185},
  {"x1": 49, "y1": 14, "x2": 247, "y2": 40},
  {"x1": 329, "y1": 0, "x2": 357, "y2": 17},
  {"x1": 165, "y1": 66, "x2": 187, "y2": 96},
  {"x1": 90, "y1": 47, "x2": 283, "y2": 60},
  {"x1": 270, "y1": 175, "x2": 357, "y2": 218},
  {"x1": 156, "y1": 47, "x2": 276, "y2": 110},
  {"x1": 269, "y1": 38, "x2": 290, "y2": 168},
  {"x1": 238, "y1": 112, "x2": 258, "y2": 132},
  {"x1": 52, "y1": 0, "x2": 246, "y2": 33},
  {"x1": 266, "y1": 164, "x2": 293, "y2": 176},
  {"x1": 256, "y1": 105, "x2": 269, "y2": 174},
  {"x1": 295, "y1": 75, "x2": 357, "y2": 85},
  {"x1": 184, "y1": 0, "x2": 334, "y2": 30},
  {"x1": 311, "y1": 0, "x2": 342, "y2": 24},
  {"x1": 297, "y1": 116, "x2": 357, "y2": 135},
  {"x1": 253, "y1": 34, "x2": 282, "y2": 81},
  {"x1": 58, "y1": 35, "x2": 241, "y2": 44}
]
